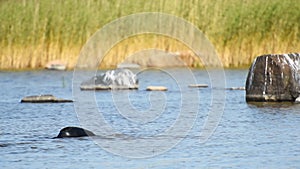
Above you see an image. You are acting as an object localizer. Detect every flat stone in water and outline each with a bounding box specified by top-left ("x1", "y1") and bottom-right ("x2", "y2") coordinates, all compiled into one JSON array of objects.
[
  {"x1": 226, "y1": 87, "x2": 245, "y2": 90},
  {"x1": 146, "y1": 86, "x2": 168, "y2": 91},
  {"x1": 188, "y1": 84, "x2": 209, "y2": 88},
  {"x1": 21, "y1": 94, "x2": 73, "y2": 103},
  {"x1": 80, "y1": 85, "x2": 138, "y2": 90}
]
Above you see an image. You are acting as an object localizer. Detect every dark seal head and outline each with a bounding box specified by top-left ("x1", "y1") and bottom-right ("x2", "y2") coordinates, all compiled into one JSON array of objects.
[{"x1": 54, "y1": 127, "x2": 95, "y2": 138}]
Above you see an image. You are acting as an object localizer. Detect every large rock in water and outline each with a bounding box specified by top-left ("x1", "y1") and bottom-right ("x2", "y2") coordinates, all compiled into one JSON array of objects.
[
  {"x1": 246, "y1": 53, "x2": 300, "y2": 102},
  {"x1": 80, "y1": 69, "x2": 138, "y2": 90}
]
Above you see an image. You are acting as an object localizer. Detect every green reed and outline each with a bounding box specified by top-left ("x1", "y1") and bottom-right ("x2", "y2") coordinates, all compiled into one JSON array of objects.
[{"x1": 0, "y1": 0, "x2": 299, "y2": 69}]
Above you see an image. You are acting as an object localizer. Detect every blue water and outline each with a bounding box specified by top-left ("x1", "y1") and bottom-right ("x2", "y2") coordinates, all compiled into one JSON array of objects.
[{"x1": 1, "y1": 69, "x2": 300, "y2": 168}]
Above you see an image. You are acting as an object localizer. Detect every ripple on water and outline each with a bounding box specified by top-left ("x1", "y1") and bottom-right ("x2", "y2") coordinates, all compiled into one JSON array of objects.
[{"x1": 0, "y1": 70, "x2": 300, "y2": 168}]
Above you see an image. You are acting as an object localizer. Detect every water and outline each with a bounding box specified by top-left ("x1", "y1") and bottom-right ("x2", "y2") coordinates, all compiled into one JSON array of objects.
[{"x1": 1, "y1": 69, "x2": 300, "y2": 168}]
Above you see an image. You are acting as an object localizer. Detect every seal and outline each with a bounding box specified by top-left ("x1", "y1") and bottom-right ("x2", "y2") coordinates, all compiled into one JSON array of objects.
[{"x1": 54, "y1": 127, "x2": 95, "y2": 138}]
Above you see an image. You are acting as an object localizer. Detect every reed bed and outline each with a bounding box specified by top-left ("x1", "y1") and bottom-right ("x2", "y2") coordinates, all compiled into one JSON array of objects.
[{"x1": 0, "y1": 0, "x2": 299, "y2": 69}]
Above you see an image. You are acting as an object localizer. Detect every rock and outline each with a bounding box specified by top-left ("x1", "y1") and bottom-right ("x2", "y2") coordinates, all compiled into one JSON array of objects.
[
  {"x1": 246, "y1": 53, "x2": 300, "y2": 102},
  {"x1": 295, "y1": 97, "x2": 300, "y2": 103},
  {"x1": 146, "y1": 86, "x2": 168, "y2": 91},
  {"x1": 80, "y1": 69, "x2": 138, "y2": 90},
  {"x1": 122, "y1": 49, "x2": 189, "y2": 67},
  {"x1": 188, "y1": 84, "x2": 209, "y2": 88},
  {"x1": 21, "y1": 94, "x2": 73, "y2": 103},
  {"x1": 54, "y1": 127, "x2": 95, "y2": 138},
  {"x1": 226, "y1": 87, "x2": 245, "y2": 90},
  {"x1": 117, "y1": 62, "x2": 141, "y2": 69},
  {"x1": 45, "y1": 60, "x2": 67, "y2": 70}
]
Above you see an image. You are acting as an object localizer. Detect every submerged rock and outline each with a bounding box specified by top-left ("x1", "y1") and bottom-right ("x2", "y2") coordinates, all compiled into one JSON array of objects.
[
  {"x1": 21, "y1": 94, "x2": 73, "y2": 103},
  {"x1": 80, "y1": 69, "x2": 138, "y2": 90},
  {"x1": 246, "y1": 53, "x2": 300, "y2": 102}
]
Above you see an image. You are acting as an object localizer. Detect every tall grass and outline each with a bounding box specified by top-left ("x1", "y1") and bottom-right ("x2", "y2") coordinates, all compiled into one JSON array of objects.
[{"x1": 0, "y1": 0, "x2": 299, "y2": 69}]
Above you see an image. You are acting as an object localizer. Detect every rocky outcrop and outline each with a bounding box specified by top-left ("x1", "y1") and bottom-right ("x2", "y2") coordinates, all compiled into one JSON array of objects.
[
  {"x1": 80, "y1": 69, "x2": 138, "y2": 90},
  {"x1": 21, "y1": 95, "x2": 73, "y2": 103},
  {"x1": 246, "y1": 53, "x2": 300, "y2": 102}
]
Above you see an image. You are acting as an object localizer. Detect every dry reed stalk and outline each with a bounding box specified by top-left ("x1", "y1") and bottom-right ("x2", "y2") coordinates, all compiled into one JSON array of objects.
[{"x1": 0, "y1": 0, "x2": 299, "y2": 69}]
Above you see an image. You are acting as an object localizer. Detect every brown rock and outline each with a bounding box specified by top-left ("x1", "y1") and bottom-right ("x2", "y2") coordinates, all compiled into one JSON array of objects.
[{"x1": 246, "y1": 53, "x2": 300, "y2": 102}]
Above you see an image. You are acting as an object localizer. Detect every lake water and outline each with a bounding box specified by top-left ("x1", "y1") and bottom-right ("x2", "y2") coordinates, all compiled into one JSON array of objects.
[{"x1": 1, "y1": 69, "x2": 300, "y2": 169}]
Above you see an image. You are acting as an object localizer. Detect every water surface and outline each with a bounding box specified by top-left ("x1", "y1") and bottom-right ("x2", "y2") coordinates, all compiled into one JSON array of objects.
[{"x1": 1, "y1": 69, "x2": 300, "y2": 168}]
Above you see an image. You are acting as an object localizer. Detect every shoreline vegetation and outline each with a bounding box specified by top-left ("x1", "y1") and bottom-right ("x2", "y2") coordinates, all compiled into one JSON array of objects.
[{"x1": 0, "y1": 0, "x2": 299, "y2": 70}]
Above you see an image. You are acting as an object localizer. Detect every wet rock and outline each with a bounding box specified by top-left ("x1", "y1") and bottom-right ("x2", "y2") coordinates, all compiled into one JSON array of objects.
[
  {"x1": 226, "y1": 87, "x2": 245, "y2": 90},
  {"x1": 54, "y1": 127, "x2": 95, "y2": 138},
  {"x1": 188, "y1": 84, "x2": 209, "y2": 88},
  {"x1": 246, "y1": 53, "x2": 300, "y2": 102},
  {"x1": 146, "y1": 86, "x2": 168, "y2": 91},
  {"x1": 295, "y1": 97, "x2": 300, "y2": 103},
  {"x1": 21, "y1": 94, "x2": 73, "y2": 103},
  {"x1": 80, "y1": 69, "x2": 138, "y2": 90}
]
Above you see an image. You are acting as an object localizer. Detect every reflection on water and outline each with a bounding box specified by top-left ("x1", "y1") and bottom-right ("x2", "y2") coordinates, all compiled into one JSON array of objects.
[
  {"x1": 247, "y1": 101, "x2": 296, "y2": 108},
  {"x1": 0, "y1": 69, "x2": 300, "y2": 168}
]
